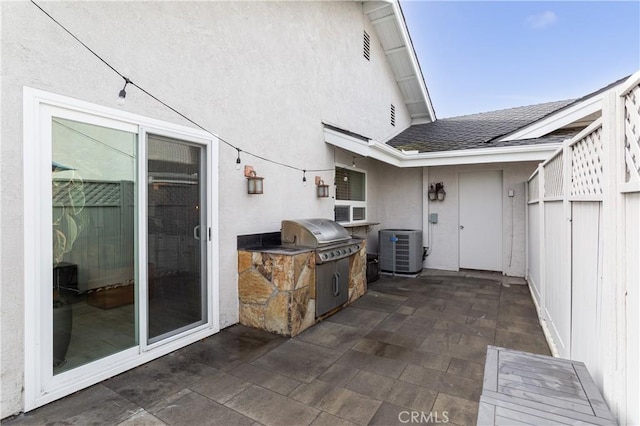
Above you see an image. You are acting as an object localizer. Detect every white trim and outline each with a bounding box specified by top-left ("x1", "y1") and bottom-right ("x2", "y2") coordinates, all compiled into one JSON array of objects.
[
  {"x1": 23, "y1": 87, "x2": 220, "y2": 411},
  {"x1": 335, "y1": 163, "x2": 368, "y2": 224},
  {"x1": 363, "y1": 0, "x2": 436, "y2": 122},
  {"x1": 618, "y1": 70, "x2": 640, "y2": 97},
  {"x1": 324, "y1": 126, "x2": 559, "y2": 167},
  {"x1": 388, "y1": 0, "x2": 436, "y2": 121},
  {"x1": 500, "y1": 96, "x2": 603, "y2": 142},
  {"x1": 567, "y1": 118, "x2": 604, "y2": 148},
  {"x1": 138, "y1": 127, "x2": 150, "y2": 353},
  {"x1": 23, "y1": 87, "x2": 43, "y2": 410}
]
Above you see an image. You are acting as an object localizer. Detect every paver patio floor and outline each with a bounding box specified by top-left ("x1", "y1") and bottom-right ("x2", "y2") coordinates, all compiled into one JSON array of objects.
[{"x1": 3, "y1": 271, "x2": 550, "y2": 426}]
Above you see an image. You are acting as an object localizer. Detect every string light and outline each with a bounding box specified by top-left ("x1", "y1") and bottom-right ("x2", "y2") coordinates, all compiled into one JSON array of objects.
[
  {"x1": 302, "y1": 170, "x2": 307, "y2": 186},
  {"x1": 235, "y1": 148, "x2": 242, "y2": 170},
  {"x1": 117, "y1": 78, "x2": 131, "y2": 106},
  {"x1": 31, "y1": 0, "x2": 335, "y2": 177},
  {"x1": 352, "y1": 156, "x2": 357, "y2": 168}
]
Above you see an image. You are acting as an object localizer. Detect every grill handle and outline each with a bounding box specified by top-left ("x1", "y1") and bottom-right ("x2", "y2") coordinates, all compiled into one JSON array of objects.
[{"x1": 332, "y1": 272, "x2": 340, "y2": 297}]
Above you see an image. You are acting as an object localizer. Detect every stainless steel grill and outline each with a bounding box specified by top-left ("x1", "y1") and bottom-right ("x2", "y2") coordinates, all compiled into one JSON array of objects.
[
  {"x1": 281, "y1": 219, "x2": 362, "y2": 317},
  {"x1": 281, "y1": 219, "x2": 362, "y2": 264}
]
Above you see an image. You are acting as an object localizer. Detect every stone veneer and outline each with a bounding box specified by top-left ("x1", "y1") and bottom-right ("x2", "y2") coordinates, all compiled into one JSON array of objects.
[{"x1": 238, "y1": 242, "x2": 366, "y2": 337}]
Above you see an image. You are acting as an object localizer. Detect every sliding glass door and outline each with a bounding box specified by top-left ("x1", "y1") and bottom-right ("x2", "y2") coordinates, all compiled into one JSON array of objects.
[
  {"x1": 147, "y1": 135, "x2": 207, "y2": 343},
  {"x1": 52, "y1": 117, "x2": 138, "y2": 374},
  {"x1": 25, "y1": 89, "x2": 218, "y2": 410}
]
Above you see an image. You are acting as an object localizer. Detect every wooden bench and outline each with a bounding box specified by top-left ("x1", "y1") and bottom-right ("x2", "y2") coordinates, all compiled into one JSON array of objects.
[{"x1": 477, "y1": 346, "x2": 616, "y2": 425}]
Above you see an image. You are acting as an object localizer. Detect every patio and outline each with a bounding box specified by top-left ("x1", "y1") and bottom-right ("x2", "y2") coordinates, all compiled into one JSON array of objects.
[{"x1": 3, "y1": 271, "x2": 550, "y2": 426}]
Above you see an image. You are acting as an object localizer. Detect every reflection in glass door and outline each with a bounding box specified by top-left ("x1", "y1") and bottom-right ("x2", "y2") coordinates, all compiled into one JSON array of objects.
[
  {"x1": 147, "y1": 135, "x2": 207, "y2": 343},
  {"x1": 51, "y1": 117, "x2": 137, "y2": 375}
]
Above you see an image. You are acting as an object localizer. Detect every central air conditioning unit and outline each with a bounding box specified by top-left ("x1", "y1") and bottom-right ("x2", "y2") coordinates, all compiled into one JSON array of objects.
[{"x1": 379, "y1": 229, "x2": 423, "y2": 274}]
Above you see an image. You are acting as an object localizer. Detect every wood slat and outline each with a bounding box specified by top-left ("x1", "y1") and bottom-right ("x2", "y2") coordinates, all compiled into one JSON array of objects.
[
  {"x1": 496, "y1": 385, "x2": 594, "y2": 415},
  {"x1": 500, "y1": 360, "x2": 577, "y2": 380},
  {"x1": 494, "y1": 413, "x2": 538, "y2": 426},
  {"x1": 498, "y1": 372, "x2": 584, "y2": 396},
  {"x1": 499, "y1": 378, "x2": 590, "y2": 405},
  {"x1": 573, "y1": 363, "x2": 617, "y2": 420},
  {"x1": 479, "y1": 347, "x2": 616, "y2": 426},
  {"x1": 477, "y1": 401, "x2": 496, "y2": 426},
  {"x1": 499, "y1": 353, "x2": 578, "y2": 373},
  {"x1": 482, "y1": 393, "x2": 616, "y2": 426},
  {"x1": 494, "y1": 407, "x2": 571, "y2": 426},
  {"x1": 499, "y1": 364, "x2": 583, "y2": 389},
  {"x1": 483, "y1": 345, "x2": 499, "y2": 391},
  {"x1": 499, "y1": 350, "x2": 577, "y2": 366}
]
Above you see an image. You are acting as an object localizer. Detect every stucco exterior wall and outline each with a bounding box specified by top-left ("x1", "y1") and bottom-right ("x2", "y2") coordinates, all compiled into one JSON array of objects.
[
  {"x1": 1, "y1": 1, "x2": 412, "y2": 417},
  {"x1": 423, "y1": 162, "x2": 539, "y2": 277},
  {"x1": 369, "y1": 160, "x2": 424, "y2": 252}
]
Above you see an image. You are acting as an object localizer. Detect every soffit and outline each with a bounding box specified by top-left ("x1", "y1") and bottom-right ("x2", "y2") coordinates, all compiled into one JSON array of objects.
[{"x1": 363, "y1": 1, "x2": 435, "y2": 122}]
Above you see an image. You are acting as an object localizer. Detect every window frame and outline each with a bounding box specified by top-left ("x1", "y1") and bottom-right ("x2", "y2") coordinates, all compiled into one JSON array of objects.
[{"x1": 334, "y1": 164, "x2": 367, "y2": 224}]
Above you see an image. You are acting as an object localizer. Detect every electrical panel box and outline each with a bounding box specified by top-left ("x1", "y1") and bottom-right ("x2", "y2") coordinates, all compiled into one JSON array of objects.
[
  {"x1": 429, "y1": 213, "x2": 438, "y2": 224},
  {"x1": 379, "y1": 229, "x2": 423, "y2": 274}
]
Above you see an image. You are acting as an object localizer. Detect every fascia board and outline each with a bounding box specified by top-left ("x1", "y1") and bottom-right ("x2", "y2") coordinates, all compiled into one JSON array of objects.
[
  {"x1": 367, "y1": 0, "x2": 436, "y2": 122},
  {"x1": 500, "y1": 96, "x2": 603, "y2": 141},
  {"x1": 323, "y1": 127, "x2": 373, "y2": 157},
  {"x1": 323, "y1": 127, "x2": 403, "y2": 167},
  {"x1": 384, "y1": 143, "x2": 561, "y2": 167},
  {"x1": 389, "y1": 0, "x2": 437, "y2": 121},
  {"x1": 325, "y1": 125, "x2": 560, "y2": 167}
]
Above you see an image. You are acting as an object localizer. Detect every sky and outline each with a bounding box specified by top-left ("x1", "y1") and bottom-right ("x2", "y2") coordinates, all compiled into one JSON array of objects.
[{"x1": 400, "y1": 1, "x2": 640, "y2": 118}]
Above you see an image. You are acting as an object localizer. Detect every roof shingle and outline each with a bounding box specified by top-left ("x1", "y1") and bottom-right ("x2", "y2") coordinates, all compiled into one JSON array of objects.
[
  {"x1": 386, "y1": 75, "x2": 630, "y2": 154},
  {"x1": 387, "y1": 100, "x2": 575, "y2": 153}
]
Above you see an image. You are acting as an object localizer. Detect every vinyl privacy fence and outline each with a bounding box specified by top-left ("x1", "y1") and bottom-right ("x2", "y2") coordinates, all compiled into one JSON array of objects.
[{"x1": 526, "y1": 71, "x2": 640, "y2": 425}]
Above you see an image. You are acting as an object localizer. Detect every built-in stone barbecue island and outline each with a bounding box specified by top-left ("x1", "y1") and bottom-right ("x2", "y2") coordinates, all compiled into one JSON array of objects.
[{"x1": 237, "y1": 219, "x2": 367, "y2": 337}]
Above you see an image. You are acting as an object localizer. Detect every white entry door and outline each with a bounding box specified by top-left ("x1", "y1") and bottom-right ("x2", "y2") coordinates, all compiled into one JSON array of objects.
[{"x1": 459, "y1": 170, "x2": 503, "y2": 271}]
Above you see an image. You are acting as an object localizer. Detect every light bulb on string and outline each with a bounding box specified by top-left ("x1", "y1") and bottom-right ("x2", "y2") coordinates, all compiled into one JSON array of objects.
[
  {"x1": 117, "y1": 77, "x2": 131, "y2": 106},
  {"x1": 302, "y1": 170, "x2": 307, "y2": 187},
  {"x1": 352, "y1": 156, "x2": 357, "y2": 168},
  {"x1": 235, "y1": 148, "x2": 242, "y2": 170}
]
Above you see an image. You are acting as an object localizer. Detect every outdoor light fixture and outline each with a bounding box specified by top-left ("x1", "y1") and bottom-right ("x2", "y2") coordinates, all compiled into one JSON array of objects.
[
  {"x1": 436, "y1": 182, "x2": 446, "y2": 201},
  {"x1": 244, "y1": 165, "x2": 263, "y2": 194},
  {"x1": 117, "y1": 78, "x2": 131, "y2": 106},
  {"x1": 428, "y1": 182, "x2": 446, "y2": 201},
  {"x1": 235, "y1": 148, "x2": 242, "y2": 170},
  {"x1": 315, "y1": 176, "x2": 329, "y2": 198}
]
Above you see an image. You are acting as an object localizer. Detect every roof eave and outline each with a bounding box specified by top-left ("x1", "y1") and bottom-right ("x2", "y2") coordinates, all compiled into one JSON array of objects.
[
  {"x1": 497, "y1": 74, "x2": 634, "y2": 142},
  {"x1": 499, "y1": 96, "x2": 603, "y2": 142},
  {"x1": 364, "y1": 0, "x2": 437, "y2": 123},
  {"x1": 324, "y1": 126, "x2": 562, "y2": 167}
]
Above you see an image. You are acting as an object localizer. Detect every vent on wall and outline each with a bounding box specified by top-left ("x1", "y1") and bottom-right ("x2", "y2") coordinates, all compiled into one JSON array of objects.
[
  {"x1": 390, "y1": 104, "x2": 396, "y2": 126},
  {"x1": 335, "y1": 205, "x2": 350, "y2": 223},
  {"x1": 363, "y1": 30, "x2": 371, "y2": 61}
]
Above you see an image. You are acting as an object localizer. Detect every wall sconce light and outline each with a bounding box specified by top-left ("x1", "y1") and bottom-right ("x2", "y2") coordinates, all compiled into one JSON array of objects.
[
  {"x1": 244, "y1": 165, "x2": 263, "y2": 194},
  {"x1": 428, "y1": 182, "x2": 446, "y2": 201},
  {"x1": 315, "y1": 176, "x2": 329, "y2": 198}
]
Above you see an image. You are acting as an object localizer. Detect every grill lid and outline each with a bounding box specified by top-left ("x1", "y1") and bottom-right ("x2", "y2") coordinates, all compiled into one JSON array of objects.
[{"x1": 281, "y1": 218, "x2": 350, "y2": 247}]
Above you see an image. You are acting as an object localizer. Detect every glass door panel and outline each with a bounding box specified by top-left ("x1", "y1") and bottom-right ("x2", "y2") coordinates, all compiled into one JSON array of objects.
[
  {"x1": 51, "y1": 117, "x2": 137, "y2": 375},
  {"x1": 147, "y1": 134, "x2": 207, "y2": 343}
]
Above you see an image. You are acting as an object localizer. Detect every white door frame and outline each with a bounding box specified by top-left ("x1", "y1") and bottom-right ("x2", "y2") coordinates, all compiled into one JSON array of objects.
[{"x1": 23, "y1": 87, "x2": 220, "y2": 411}]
